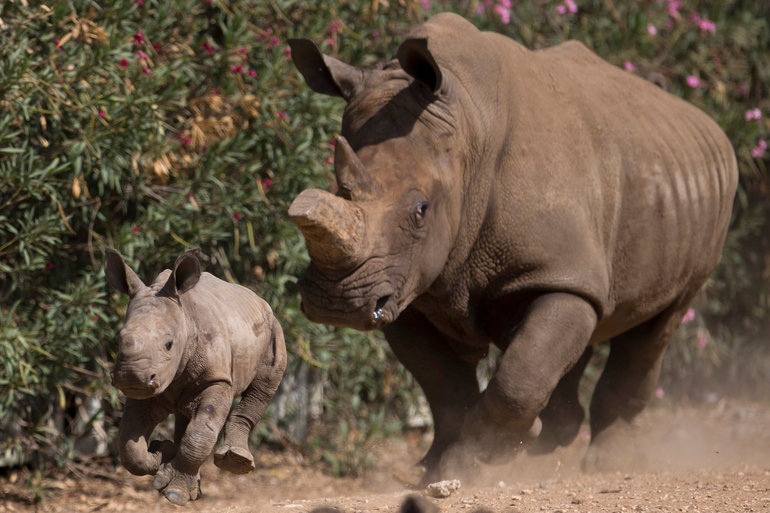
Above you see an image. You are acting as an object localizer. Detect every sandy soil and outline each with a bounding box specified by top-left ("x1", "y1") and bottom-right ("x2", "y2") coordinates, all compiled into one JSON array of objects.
[{"x1": 2, "y1": 399, "x2": 770, "y2": 513}]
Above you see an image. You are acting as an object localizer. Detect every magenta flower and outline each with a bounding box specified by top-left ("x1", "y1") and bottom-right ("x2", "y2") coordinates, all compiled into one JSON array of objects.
[
  {"x1": 132, "y1": 226, "x2": 140, "y2": 234},
  {"x1": 686, "y1": 75, "x2": 702, "y2": 88},
  {"x1": 239, "y1": 47, "x2": 248, "y2": 55},
  {"x1": 133, "y1": 32, "x2": 145, "y2": 45},
  {"x1": 682, "y1": 308, "x2": 696, "y2": 324},
  {"x1": 233, "y1": 212, "x2": 243, "y2": 221},
  {"x1": 260, "y1": 178, "x2": 272, "y2": 189},
  {"x1": 494, "y1": 4, "x2": 511, "y2": 24},
  {"x1": 667, "y1": 0, "x2": 682, "y2": 19},
  {"x1": 745, "y1": 108, "x2": 762, "y2": 121},
  {"x1": 142, "y1": 67, "x2": 150, "y2": 74},
  {"x1": 283, "y1": 47, "x2": 291, "y2": 56},
  {"x1": 647, "y1": 23, "x2": 657, "y2": 36},
  {"x1": 752, "y1": 139, "x2": 767, "y2": 159},
  {"x1": 326, "y1": 156, "x2": 334, "y2": 164},
  {"x1": 698, "y1": 18, "x2": 716, "y2": 33},
  {"x1": 202, "y1": 41, "x2": 216, "y2": 54},
  {"x1": 277, "y1": 111, "x2": 286, "y2": 120},
  {"x1": 230, "y1": 65, "x2": 243, "y2": 73},
  {"x1": 249, "y1": 69, "x2": 257, "y2": 78},
  {"x1": 98, "y1": 109, "x2": 106, "y2": 119},
  {"x1": 623, "y1": 60, "x2": 636, "y2": 72},
  {"x1": 330, "y1": 21, "x2": 341, "y2": 33},
  {"x1": 120, "y1": 58, "x2": 128, "y2": 67}
]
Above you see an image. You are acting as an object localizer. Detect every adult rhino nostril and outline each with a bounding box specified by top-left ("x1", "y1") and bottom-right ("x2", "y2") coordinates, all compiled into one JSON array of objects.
[{"x1": 373, "y1": 296, "x2": 391, "y2": 321}]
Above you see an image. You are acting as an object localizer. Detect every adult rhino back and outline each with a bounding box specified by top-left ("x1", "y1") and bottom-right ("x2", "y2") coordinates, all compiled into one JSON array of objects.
[{"x1": 288, "y1": 12, "x2": 737, "y2": 483}]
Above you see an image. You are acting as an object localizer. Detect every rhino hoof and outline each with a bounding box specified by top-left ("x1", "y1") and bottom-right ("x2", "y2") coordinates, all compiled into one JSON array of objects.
[
  {"x1": 164, "y1": 490, "x2": 188, "y2": 506},
  {"x1": 214, "y1": 445, "x2": 255, "y2": 474}
]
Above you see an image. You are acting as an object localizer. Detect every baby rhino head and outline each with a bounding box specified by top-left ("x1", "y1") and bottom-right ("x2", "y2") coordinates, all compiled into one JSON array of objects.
[{"x1": 104, "y1": 248, "x2": 202, "y2": 399}]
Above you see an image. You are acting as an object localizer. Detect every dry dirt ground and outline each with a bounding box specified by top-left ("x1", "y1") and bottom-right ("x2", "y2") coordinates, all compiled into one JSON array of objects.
[{"x1": 2, "y1": 399, "x2": 770, "y2": 513}]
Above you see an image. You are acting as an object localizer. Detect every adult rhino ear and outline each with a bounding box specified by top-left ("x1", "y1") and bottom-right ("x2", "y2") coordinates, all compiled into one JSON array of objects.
[
  {"x1": 396, "y1": 38, "x2": 443, "y2": 94},
  {"x1": 104, "y1": 247, "x2": 146, "y2": 297},
  {"x1": 288, "y1": 38, "x2": 367, "y2": 101},
  {"x1": 160, "y1": 249, "x2": 202, "y2": 298}
]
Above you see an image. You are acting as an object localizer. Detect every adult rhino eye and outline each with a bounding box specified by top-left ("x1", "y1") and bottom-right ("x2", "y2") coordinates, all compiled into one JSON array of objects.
[
  {"x1": 414, "y1": 201, "x2": 429, "y2": 225},
  {"x1": 165, "y1": 340, "x2": 173, "y2": 351}
]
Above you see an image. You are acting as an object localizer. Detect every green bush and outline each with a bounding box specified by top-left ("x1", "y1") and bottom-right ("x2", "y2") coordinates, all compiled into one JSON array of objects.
[{"x1": 0, "y1": 0, "x2": 768, "y2": 476}]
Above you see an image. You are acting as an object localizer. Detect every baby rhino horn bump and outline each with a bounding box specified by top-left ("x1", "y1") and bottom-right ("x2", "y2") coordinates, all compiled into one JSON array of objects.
[{"x1": 288, "y1": 188, "x2": 364, "y2": 268}]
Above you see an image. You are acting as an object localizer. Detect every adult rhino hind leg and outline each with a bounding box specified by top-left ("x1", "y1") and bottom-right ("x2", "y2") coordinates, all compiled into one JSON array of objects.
[
  {"x1": 215, "y1": 319, "x2": 287, "y2": 475},
  {"x1": 383, "y1": 307, "x2": 481, "y2": 486},
  {"x1": 583, "y1": 301, "x2": 691, "y2": 473},
  {"x1": 529, "y1": 346, "x2": 593, "y2": 455}
]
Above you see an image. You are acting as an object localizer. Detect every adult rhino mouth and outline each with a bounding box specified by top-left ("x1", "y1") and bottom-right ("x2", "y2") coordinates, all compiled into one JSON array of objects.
[{"x1": 298, "y1": 266, "x2": 399, "y2": 330}]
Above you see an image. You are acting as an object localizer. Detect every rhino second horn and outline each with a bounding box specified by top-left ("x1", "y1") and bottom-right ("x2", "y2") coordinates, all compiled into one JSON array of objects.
[
  {"x1": 334, "y1": 136, "x2": 380, "y2": 200},
  {"x1": 288, "y1": 188, "x2": 365, "y2": 268}
]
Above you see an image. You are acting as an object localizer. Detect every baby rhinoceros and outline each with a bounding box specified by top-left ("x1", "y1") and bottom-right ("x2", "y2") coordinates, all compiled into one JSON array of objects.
[{"x1": 104, "y1": 248, "x2": 286, "y2": 506}]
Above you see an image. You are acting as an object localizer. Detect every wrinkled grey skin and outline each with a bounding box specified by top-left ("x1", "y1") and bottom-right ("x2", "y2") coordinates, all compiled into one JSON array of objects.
[
  {"x1": 104, "y1": 248, "x2": 286, "y2": 505},
  {"x1": 287, "y1": 13, "x2": 738, "y2": 483}
]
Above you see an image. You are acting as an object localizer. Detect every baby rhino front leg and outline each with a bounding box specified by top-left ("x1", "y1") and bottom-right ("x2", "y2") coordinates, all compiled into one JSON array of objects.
[{"x1": 153, "y1": 385, "x2": 232, "y2": 506}]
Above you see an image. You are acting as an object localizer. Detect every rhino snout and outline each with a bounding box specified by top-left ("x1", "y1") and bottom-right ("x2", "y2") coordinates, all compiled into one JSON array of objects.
[{"x1": 112, "y1": 363, "x2": 163, "y2": 399}]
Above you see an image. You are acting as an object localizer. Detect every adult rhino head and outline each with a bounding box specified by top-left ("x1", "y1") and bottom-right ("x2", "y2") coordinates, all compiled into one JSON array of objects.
[{"x1": 288, "y1": 36, "x2": 467, "y2": 331}]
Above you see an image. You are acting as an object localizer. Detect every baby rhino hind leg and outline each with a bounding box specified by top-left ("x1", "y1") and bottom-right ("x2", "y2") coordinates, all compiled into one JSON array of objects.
[{"x1": 215, "y1": 320, "x2": 287, "y2": 474}]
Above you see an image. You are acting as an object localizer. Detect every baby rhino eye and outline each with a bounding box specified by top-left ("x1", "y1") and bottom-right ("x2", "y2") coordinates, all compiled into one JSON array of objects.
[{"x1": 165, "y1": 340, "x2": 174, "y2": 351}]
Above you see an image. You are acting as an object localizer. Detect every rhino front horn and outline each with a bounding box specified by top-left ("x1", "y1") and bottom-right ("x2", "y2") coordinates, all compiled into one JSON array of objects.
[{"x1": 288, "y1": 188, "x2": 365, "y2": 269}]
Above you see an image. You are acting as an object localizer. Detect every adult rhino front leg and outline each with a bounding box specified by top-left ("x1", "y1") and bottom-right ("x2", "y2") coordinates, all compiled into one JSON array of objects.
[
  {"x1": 383, "y1": 307, "x2": 481, "y2": 485},
  {"x1": 152, "y1": 383, "x2": 232, "y2": 505},
  {"x1": 439, "y1": 292, "x2": 597, "y2": 481}
]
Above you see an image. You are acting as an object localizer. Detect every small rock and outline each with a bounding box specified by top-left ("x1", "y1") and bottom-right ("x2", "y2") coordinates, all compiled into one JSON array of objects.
[{"x1": 425, "y1": 479, "x2": 462, "y2": 498}]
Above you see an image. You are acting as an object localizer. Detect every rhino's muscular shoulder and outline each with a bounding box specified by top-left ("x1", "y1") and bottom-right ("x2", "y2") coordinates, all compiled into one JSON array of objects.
[
  {"x1": 176, "y1": 273, "x2": 274, "y2": 394},
  {"x1": 413, "y1": 13, "x2": 737, "y2": 345}
]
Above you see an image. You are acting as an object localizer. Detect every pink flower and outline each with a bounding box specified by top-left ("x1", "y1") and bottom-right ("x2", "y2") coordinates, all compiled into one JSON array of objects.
[
  {"x1": 233, "y1": 212, "x2": 243, "y2": 221},
  {"x1": 330, "y1": 21, "x2": 341, "y2": 33},
  {"x1": 136, "y1": 0, "x2": 143, "y2": 5},
  {"x1": 682, "y1": 308, "x2": 696, "y2": 324},
  {"x1": 647, "y1": 23, "x2": 657, "y2": 36},
  {"x1": 135, "y1": 49, "x2": 149, "y2": 61},
  {"x1": 556, "y1": 4, "x2": 567, "y2": 14},
  {"x1": 745, "y1": 108, "x2": 762, "y2": 121},
  {"x1": 655, "y1": 387, "x2": 665, "y2": 399},
  {"x1": 623, "y1": 60, "x2": 636, "y2": 72},
  {"x1": 494, "y1": 4, "x2": 511, "y2": 24},
  {"x1": 260, "y1": 178, "x2": 272, "y2": 189},
  {"x1": 230, "y1": 65, "x2": 243, "y2": 73},
  {"x1": 132, "y1": 226, "x2": 140, "y2": 234},
  {"x1": 142, "y1": 67, "x2": 150, "y2": 74},
  {"x1": 498, "y1": 0, "x2": 512, "y2": 7},
  {"x1": 249, "y1": 69, "x2": 257, "y2": 77},
  {"x1": 686, "y1": 75, "x2": 701, "y2": 88},
  {"x1": 277, "y1": 111, "x2": 286, "y2": 120},
  {"x1": 697, "y1": 334, "x2": 708, "y2": 349},
  {"x1": 202, "y1": 41, "x2": 216, "y2": 54},
  {"x1": 564, "y1": 0, "x2": 578, "y2": 14},
  {"x1": 667, "y1": 0, "x2": 682, "y2": 19},
  {"x1": 133, "y1": 32, "x2": 145, "y2": 45},
  {"x1": 120, "y1": 58, "x2": 128, "y2": 67},
  {"x1": 698, "y1": 18, "x2": 716, "y2": 33},
  {"x1": 98, "y1": 109, "x2": 106, "y2": 119},
  {"x1": 283, "y1": 47, "x2": 291, "y2": 56},
  {"x1": 752, "y1": 139, "x2": 767, "y2": 159},
  {"x1": 326, "y1": 156, "x2": 334, "y2": 164},
  {"x1": 420, "y1": 0, "x2": 431, "y2": 7},
  {"x1": 326, "y1": 38, "x2": 334, "y2": 47},
  {"x1": 329, "y1": 138, "x2": 337, "y2": 147},
  {"x1": 239, "y1": 47, "x2": 248, "y2": 55}
]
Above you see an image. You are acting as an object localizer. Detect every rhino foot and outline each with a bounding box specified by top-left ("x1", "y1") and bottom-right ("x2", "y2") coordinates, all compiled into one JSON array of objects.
[
  {"x1": 582, "y1": 421, "x2": 650, "y2": 474},
  {"x1": 152, "y1": 462, "x2": 201, "y2": 505},
  {"x1": 213, "y1": 444, "x2": 255, "y2": 474}
]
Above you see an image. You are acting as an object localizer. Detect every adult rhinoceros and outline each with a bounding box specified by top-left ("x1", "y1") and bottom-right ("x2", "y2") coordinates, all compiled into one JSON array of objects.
[{"x1": 287, "y1": 12, "x2": 737, "y2": 482}]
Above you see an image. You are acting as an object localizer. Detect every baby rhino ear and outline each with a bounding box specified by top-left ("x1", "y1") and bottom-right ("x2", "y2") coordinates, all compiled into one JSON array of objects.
[
  {"x1": 104, "y1": 247, "x2": 146, "y2": 297},
  {"x1": 160, "y1": 249, "x2": 202, "y2": 298}
]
